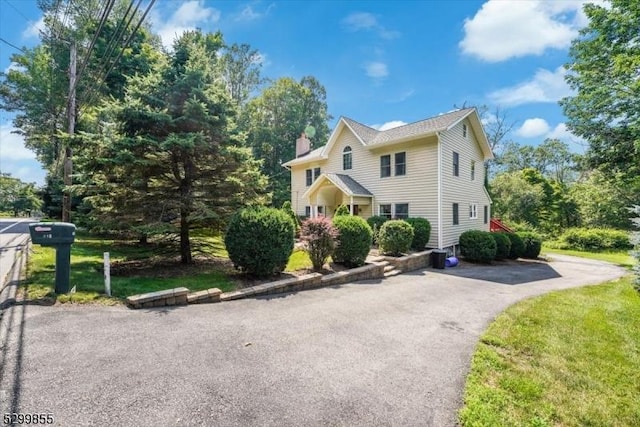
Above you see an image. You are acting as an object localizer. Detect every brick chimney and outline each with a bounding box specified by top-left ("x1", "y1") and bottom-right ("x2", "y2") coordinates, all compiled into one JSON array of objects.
[{"x1": 295, "y1": 132, "x2": 311, "y2": 158}]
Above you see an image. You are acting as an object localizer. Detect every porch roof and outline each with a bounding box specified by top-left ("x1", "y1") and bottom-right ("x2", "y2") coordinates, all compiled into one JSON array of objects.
[{"x1": 302, "y1": 173, "x2": 374, "y2": 200}]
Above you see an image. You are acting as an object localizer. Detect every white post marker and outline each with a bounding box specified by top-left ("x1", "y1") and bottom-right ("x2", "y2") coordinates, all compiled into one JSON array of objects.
[{"x1": 104, "y1": 252, "x2": 111, "y2": 296}]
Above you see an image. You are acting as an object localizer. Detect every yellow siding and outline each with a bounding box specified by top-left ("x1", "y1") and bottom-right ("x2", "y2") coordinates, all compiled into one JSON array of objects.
[
  {"x1": 290, "y1": 159, "x2": 327, "y2": 216},
  {"x1": 289, "y1": 122, "x2": 440, "y2": 247},
  {"x1": 440, "y1": 118, "x2": 492, "y2": 248},
  {"x1": 289, "y1": 116, "x2": 491, "y2": 249}
]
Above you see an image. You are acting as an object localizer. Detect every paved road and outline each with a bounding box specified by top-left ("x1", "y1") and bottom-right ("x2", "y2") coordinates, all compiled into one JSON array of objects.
[
  {"x1": 0, "y1": 218, "x2": 34, "y2": 292},
  {"x1": 0, "y1": 255, "x2": 625, "y2": 426}
]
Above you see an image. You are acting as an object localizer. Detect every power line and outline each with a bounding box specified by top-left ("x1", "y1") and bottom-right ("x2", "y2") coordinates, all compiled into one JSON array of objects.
[
  {"x1": 76, "y1": 0, "x2": 140, "y2": 110},
  {"x1": 71, "y1": 0, "x2": 116, "y2": 95},
  {"x1": 80, "y1": 0, "x2": 157, "y2": 115},
  {"x1": 78, "y1": 0, "x2": 139, "y2": 104},
  {"x1": 0, "y1": 36, "x2": 25, "y2": 53}
]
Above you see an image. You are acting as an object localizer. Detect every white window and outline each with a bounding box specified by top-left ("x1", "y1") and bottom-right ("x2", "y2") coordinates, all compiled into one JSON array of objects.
[
  {"x1": 471, "y1": 160, "x2": 476, "y2": 181},
  {"x1": 394, "y1": 203, "x2": 409, "y2": 219},
  {"x1": 305, "y1": 206, "x2": 311, "y2": 217},
  {"x1": 462, "y1": 124, "x2": 468, "y2": 138},
  {"x1": 343, "y1": 146, "x2": 352, "y2": 170},
  {"x1": 379, "y1": 204, "x2": 392, "y2": 219},
  {"x1": 469, "y1": 203, "x2": 478, "y2": 219}
]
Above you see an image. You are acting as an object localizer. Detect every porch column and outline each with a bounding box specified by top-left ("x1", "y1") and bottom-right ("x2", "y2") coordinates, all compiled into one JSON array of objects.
[{"x1": 349, "y1": 196, "x2": 354, "y2": 215}]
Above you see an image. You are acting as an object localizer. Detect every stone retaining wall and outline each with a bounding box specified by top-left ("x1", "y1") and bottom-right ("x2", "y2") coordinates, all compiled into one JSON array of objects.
[
  {"x1": 126, "y1": 257, "x2": 405, "y2": 308},
  {"x1": 383, "y1": 250, "x2": 433, "y2": 272},
  {"x1": 320, "y1": 261, "x2": 387, "y2": 287},
  {"x1": 221, "y1": 273, "x2": 323, "y2": 301},
  {"x1": 126, "y1": 287, "x2": 189, "y2": 309}
]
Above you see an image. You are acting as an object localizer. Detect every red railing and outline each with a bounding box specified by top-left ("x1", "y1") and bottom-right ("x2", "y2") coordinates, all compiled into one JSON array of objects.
[{"x1": 490, "y1": 218, "x2": 513, "y2": 233}]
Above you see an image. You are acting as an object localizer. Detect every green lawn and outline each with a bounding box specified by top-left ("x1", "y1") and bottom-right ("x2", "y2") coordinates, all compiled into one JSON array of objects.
[
  {"x1": 542, "y1": 245, "x2": 634, "y2": 269},
  {"x1": 24, "y1": 233, "x2": 235, "y2": 304},
  {"x1": 459, "y1": 270, "x2": 640, "y2": 426}
]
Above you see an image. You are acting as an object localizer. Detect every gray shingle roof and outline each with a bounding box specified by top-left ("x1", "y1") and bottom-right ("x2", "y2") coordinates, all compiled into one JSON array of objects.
[
  {"x1": 341, "y1": 117, "x2": 379, "y2": 143},
  {"x1": 344, "y1": 108, "x2": 475, "y2": 146},
  {"x1": 325, "y1": 173, "x2": 373, "y2": 196}
]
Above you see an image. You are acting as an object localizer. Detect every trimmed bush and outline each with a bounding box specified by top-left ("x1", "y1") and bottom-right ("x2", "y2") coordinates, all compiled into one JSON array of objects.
[
  {"x1": 367, "y1": 215, "x2": 388, "y2": 244},
  {"x1": 300, "y1": 217, "x2": 338, "y2": 271},
  {"x1": 334, "y1": 204, "x2": 350, "y2": 216},
  {"x1": 281, "y1": 200, "x2": 300, "y2": 234},
  {"x1": 506, "y1": 233, "x2": 525, "y2": 259},
  {"x1": 332, "y1": 215, "x2": 372, "y2": 267},
  {"x1": 225, "y1": 207, "x2": 295, "y2": 276},
  {"x1": 378, "y1": 220, "x2": 414, "y2": 256},
  {"x1": 491, "y1": 232, "x2": 512, "y2": 260},
  {"x1": 518, "y1": 231, "x2": 543, "y2": 259},
  {"x1": 556, "y1": 227, "x2": 631, "y2": 251},
  {"x1": 460, "y1": 230, "x2": 497, "y2": 263},
  {"x1": 404, "y1": 217, "x2": 431, "y2": 251}
]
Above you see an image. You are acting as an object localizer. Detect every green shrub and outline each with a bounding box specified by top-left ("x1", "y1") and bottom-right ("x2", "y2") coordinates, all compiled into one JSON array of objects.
[
  {"x1": 518, "y1": 231, "x2": 543, "y2": 259},
  {"x1": 332, "y1": 215, "x2": 372, "y2": 267},
  {"x1": 404, "y1": 217, "x2": 431, "y2": 251},
  {"x1": 281, "y1": 200, "x2": 300, "y2": 234},
  {"x1": 459, "y1": 230, "x2": 497, "y2": 263},
  {"x1": 334, "y1": 204, "x2": 350, "y2": 216},
  {"x1": 555, "y1": 227, "x2": 631, "y2": 251},
  {"x1": 225, "y1": 207, "x2": 295, "y2": 276},
  {"x1": 630, "y1": 206, "x2": 639, "y2": 292},
  {"x1": 366, "y1": 215, "x2": 388, "y2": 244},
  {"x1": 378, "y1": 220, "x2": 414, "y2": 256},
  {"x1": 491, "y1": 232, "x2": 512, "y2": 260},
  {"x1": 300, "y1": 217, "x2": 338, "y2": 271},
  {"x1": 506, "y1": 233, "x2": 525, "y2": 259}
]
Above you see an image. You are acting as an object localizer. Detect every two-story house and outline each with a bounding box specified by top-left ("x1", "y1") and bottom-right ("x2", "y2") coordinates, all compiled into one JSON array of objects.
[{"x1": 282, "y1": 107, "x2": 493, "y2": 250}]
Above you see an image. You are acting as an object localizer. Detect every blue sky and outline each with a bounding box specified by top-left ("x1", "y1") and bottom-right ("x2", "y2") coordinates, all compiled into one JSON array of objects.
[{"x1": 0, "y1": 0, "x2": 598, "y2": 186}]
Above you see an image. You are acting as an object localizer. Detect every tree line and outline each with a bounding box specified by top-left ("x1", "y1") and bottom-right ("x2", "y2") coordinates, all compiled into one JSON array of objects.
[
  {"x1": 1, "y1": 0, "x2": 637, "y2": 261},
  {"x1": 487, "y1": 0, "x2": 639, "y2": 235},
  {"x1": 0, "y1": 1, "x2": 330, "y2": 263}
]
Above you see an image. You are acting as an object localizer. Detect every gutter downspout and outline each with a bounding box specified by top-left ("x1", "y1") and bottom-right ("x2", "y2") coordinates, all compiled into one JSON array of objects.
[{"x1": 436, "y1": 131, "x2": 443, "y2": 249}]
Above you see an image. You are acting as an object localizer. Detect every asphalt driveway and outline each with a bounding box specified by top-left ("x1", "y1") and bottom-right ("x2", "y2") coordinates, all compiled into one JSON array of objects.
[{"x1": 0, "y1": 255, "x2": 625, "y2": 426}]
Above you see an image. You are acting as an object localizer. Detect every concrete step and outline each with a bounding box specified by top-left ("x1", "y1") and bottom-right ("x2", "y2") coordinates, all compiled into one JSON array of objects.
[
  {"x1": 383, "y1": 265, "x2": 396, "y2": 273},
  {"x1": 384, "y1": 269, "x2": 402, "y2": 277}
]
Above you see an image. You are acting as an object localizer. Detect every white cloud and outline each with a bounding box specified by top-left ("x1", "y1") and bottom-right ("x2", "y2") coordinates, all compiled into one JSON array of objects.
[
  {"x1": 488, "y1": 66, "x2": 572, "y2": 106},
  {"x1": 364, "y1": 61, "x2": 388, "y2": 79},
  {"x1": 546, "y1": 123, "x2": 587, "y2": 150},
  {"x1": 253, "y1": 52, "x2": 271, "y2": 68},
  {"x1": 481, "y1": 112, "x2": 497, "y2": 126},
  {"x1": 3, "y1": 62, "x2": 23, "y2": 74},
  {"x1": 342, "y1": 12, "x2": 400, "y2": 39},
  {"x1": 343, "y1": 12, "x2": 377, "y2": 30},
  {"x1": 236, "y1": 5, "x2": 260, "y2": 21},
  {"x1": 152, "y1": 1, "x2": 221, "y2": 48},
  {"x1": 370, "y1": 121, "x2": 407, "y2": 131},
  {"x1": 516, "y1": 118, "x2": 550, "y2": 138},
  {"x1": 460, "y1": 0, "x2": 594, "y2": 62},
  {"x1": 22, "y1": 16, "x2": 45, "y2": 39},
  {"x1": 0, "y1": 124, "x2": 36, "y2": 161},
  {"x1": 0, "y1": 124, "x2": 46, "y2": 185}
]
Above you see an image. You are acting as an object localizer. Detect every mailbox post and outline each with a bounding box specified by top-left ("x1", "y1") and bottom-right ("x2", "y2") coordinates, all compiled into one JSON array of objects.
[{"x1": 28, "y1": 222, "x2": 76, "y2": 294}]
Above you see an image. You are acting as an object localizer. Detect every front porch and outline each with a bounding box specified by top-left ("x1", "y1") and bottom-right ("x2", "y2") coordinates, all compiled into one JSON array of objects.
[{"x1": 302, "y1": 173, "x2": 374, "y2": 218}]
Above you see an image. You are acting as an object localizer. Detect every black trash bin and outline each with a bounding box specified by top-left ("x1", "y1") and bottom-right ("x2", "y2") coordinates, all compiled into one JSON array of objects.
[{"x1": 431, "y1": 249, "x2": 446, "y2": 269}]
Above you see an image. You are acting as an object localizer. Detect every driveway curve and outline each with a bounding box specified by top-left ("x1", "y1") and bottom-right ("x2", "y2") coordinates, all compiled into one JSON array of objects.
[{"x1": 0, "y1": 255, "x2": 625, "y2": 426}]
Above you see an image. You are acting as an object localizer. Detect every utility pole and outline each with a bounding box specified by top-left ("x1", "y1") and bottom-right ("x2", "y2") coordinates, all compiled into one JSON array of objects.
[{"x1": 63, "y1": 41, "x2": 76, "y2": 222}]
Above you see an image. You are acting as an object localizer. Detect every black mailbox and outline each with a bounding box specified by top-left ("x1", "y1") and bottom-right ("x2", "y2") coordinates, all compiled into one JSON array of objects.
[
  {"x1": 28, "y1": 222, "x2": 76, "y2": 294},
  {"x1": 29, "y1": 222, "x2": 76, "y2": 246}
]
